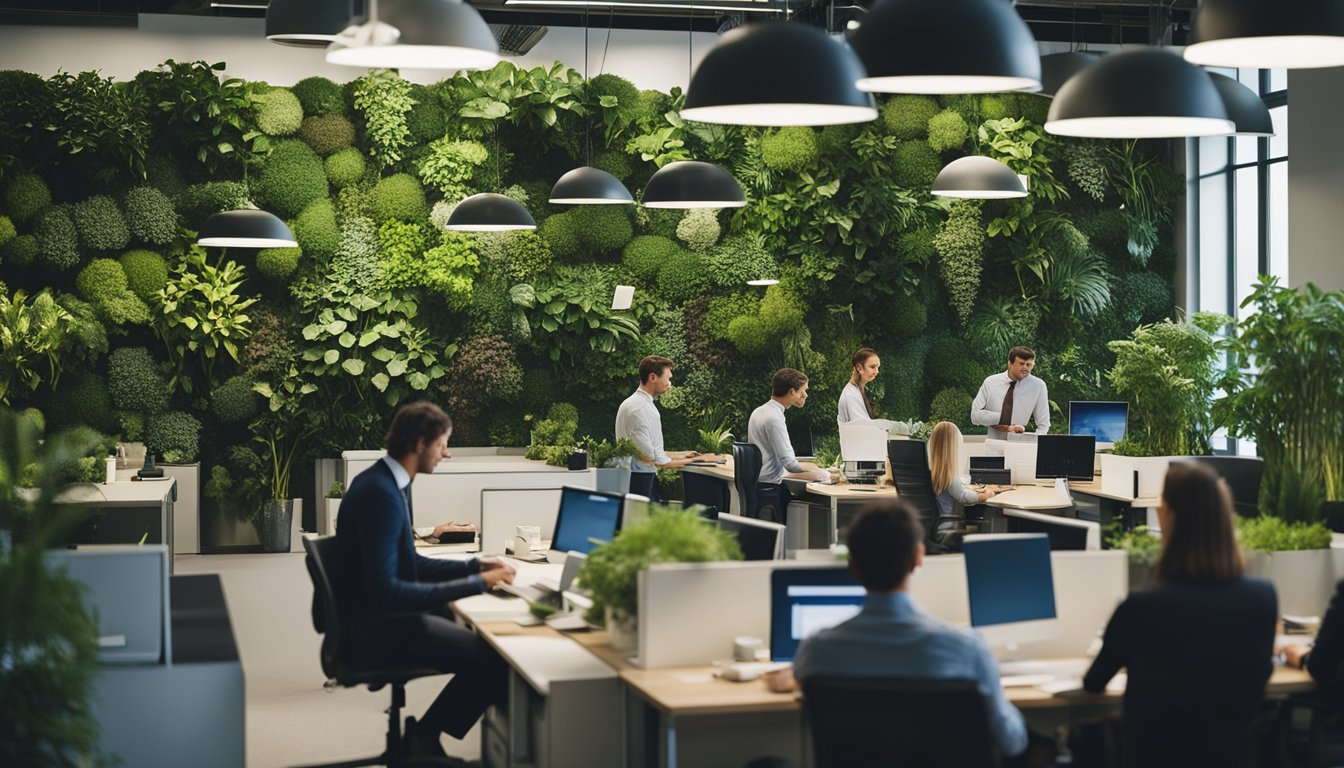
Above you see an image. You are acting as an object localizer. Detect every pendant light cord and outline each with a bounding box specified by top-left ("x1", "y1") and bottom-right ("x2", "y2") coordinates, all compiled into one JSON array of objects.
[{"x1": 584, "y1": 5, "x2": 591, "y2": 166}]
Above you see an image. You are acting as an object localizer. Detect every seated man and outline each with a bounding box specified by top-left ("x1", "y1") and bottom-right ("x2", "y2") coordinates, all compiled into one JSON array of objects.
[
  {"x1": 766, "y1": 499, "x2": 1028, "y2": 760},
  {"x1": 335, "y1": 402, "x2": 517, "y2": 761}
]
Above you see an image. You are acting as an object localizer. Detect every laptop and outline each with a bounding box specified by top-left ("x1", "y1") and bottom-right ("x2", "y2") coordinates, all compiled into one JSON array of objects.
[
  {"x1": 499, "y1": 551, "x2": 588, "y2": 605},
  {"x1": 970, "y1": 456, "x2": 1011, "y2": 486}
]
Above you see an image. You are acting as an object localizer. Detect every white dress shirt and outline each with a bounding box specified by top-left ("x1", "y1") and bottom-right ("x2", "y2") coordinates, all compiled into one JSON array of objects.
[
  {"x1": 970, "y1": 372, "x2": 1050, "y2": 441},
  {"x1": 615, "y1": 388, "x2": 669, "y2": 471},
  {"x1": 748, "y1": 400, "x2": 806, "y2": 485},
  {"x1": 837, "y1": 382, "x2": 870, "y2": 426}
]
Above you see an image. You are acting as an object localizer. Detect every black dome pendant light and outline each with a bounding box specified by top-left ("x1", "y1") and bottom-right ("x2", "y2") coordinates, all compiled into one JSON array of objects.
[
  {"x1": 1208, "y1": 73, "x2": 1275, "y2": 137},
  {"x1": 197, "y1": 209, "x2": 298, "y2": 248},
  {"x1": 642, "y1": 161, "x2": 747, "y2": 209},
  {"x1": 266, "y1": 0, "x2": 356, "y2": 48},
  {"x1": 931, "y1": 156, "x2": 1028, "y2": 199},
  {"x1": 1185, "y1": 0, "x2": 1344, "y2": 69},
  {"x1": 445, "y1": 193, "x2": 537, "y2": 232},
  {"x1": 326, "y1": 0, "x2": 500, "y2": 71}
]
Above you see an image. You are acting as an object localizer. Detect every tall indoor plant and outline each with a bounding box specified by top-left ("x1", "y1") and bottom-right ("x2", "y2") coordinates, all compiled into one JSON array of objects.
[
  {"x1": 252, "y1": 365, "x2": 316, "y2": 552},
  {"x1": 1215, "y1": 277, "x2": 1344, "y2": 523}
]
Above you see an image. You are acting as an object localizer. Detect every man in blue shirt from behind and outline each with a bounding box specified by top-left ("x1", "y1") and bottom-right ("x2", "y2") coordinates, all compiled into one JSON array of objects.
[{"x1": 766, "y1": 499, "x2": 1028, "y2": 760}]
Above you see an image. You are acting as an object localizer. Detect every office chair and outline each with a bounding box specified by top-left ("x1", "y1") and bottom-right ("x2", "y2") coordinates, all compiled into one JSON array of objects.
[
  {"x1": 302, "y1": 535, "x2": 442, "y2": 768},
  {"x1": 1181, "y1": 456, "x2": 1264, "y2": 517},
  {"x1": 803, "y1": 676, "x2": 1000, "y2": 768},
  {"x1": 684, "y1": 469, "x2": 731, "y2": 518},
  {"x1": 629, "y1": 470, "x2": 659, "y2": 502},
  {"x1": 887, "y1": 439, "x2": 975, "y2": 554},
  {"x1": 732, "y1": 442, "x2": 774, "y2": 520}
]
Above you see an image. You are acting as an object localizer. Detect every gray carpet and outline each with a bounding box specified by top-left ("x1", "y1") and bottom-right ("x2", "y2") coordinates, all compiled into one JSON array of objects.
[{"x1": 174, "y1": 553, "x2": 481, "y2": 768}]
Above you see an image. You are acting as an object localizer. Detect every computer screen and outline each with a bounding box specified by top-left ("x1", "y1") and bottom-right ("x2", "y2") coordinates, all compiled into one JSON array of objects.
[
  {"x1": 839, "y1": 422, "x2": 889, "y2": 463},
  {"x1": 962, "y1": 534, "x2": 1058, "y2": 646},
  {"x1": 717, "y1": 513, "x2": 785, "y2": 561},
  {"x1": 1069, "y1": 401, "x2": 1128, "y2": 444},
  {"x1": 1004, "y1": 511, "x2": 1100, "y2": 551},
  {"x1": 550, "y1": 487, "x2": 625, "y2": 555},
  {"x1": 1035, "y1": 434, "x2": 1096, "y2": 481},
  {"x1": 970, "y1": 456, "x2": 1005, "y2": 470},
  {"x1": 770, "y1": 566, "x2": 865, "y2": 661}
]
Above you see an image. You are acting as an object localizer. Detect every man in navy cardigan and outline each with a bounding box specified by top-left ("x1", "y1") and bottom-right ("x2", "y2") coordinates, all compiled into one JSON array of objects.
[{"x1": 335, "y1": 401, "x2": 515, "y2": 761}]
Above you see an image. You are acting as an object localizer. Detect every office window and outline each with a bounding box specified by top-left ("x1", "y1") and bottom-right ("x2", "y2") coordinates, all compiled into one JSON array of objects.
[{"x1": 1188, "y1": 69, "x2": 1287, "y2": 455}]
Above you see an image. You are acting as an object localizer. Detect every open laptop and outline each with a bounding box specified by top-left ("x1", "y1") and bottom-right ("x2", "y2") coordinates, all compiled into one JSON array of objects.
[
  {"x1": 970, "y1": 455, "x2": 1012, "y2": 486},
  {"x1": 499, "y1": 551, "x2": 588, "y2": 605}
]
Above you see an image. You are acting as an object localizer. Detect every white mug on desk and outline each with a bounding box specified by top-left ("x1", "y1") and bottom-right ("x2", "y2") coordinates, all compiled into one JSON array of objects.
[{"x1": 512, "y1": 525, "x2": 541, "y2": 558}]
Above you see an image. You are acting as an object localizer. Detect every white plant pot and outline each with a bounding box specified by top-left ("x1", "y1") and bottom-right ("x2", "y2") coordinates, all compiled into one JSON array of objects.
[
  {"x1": 1244, "y1": 548, "x2": 1344, "y2": 618},
  {"x1": 606, "y1": 606, "x2": 638, "y2": 653},
  {"x1": 1099, "y1": 454, "x2": 1174, "y2": 500},
  {"x1": 323, "y1": 498, "x2": 342, "y2": 536},
  {"x1": 594, "y1": 467, "x2": 632, "y2": 495}
]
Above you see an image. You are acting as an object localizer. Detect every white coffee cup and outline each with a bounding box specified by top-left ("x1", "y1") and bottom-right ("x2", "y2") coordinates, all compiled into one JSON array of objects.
[
  {"x1": 733, "y1": 635, "x2": 764, "y2": 662},
  {"x1": 513, "y1": 525, "x2": 542, "y2": 557}
]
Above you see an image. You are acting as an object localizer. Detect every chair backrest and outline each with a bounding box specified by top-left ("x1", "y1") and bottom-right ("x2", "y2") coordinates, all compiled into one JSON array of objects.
[
  {"x1": 683, "y1": 469, "x2": 730, "y2": 517},
  {"x1": 1181, "y1": 456, "x2": 1264, "y2": 516},
  {"x1": 802, "y1": 675, "x2": 1000, "y2": 768},
  {"x1": 628, "y1": 470, "x2": 658, "y2": 501},
  {"x1": 887, "y1": 439, "x2": 943, "y2": 541},
  {"x1": 732, "y1": 442, "x2": 763, "y2": 519},
  {"x1": 303, "y1": 535, "x2": 348, "y2": 681}
]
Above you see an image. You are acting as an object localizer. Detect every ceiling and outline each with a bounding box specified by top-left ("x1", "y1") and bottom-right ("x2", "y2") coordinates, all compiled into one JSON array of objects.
[{"x1": 0, "y1": 0, "x2": 1200, "y2": 44}]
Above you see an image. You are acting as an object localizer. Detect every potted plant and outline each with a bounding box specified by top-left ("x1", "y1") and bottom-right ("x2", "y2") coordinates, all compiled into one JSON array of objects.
[
  {"x1": 583, "y1": 436, "x2": 638, "y2": 494},
  {"x1": 523, "y1": 402, "x2": 580, "y2": 467},
  {"x1": 323, "y1": 481, "x2": 344, "y2": 536},
  {"x1": 1105, "y1": 524, "x2": 1163, "y2": 590},
  {"x1": 578, "y1": 506, "x2": 742, "y2": 651},
  {"x1": 252, "y1": 366, "x2": 316, "y2": 552},
  {"x1": 1238, "y1": 515, "x2": 1338, "y2": 617},
  {"x1": 696, "y1": 419, "x2": 734, "y2": 454},
  {"x1": 1215, "y1": 277, "x2": 1344, "y2": 523},
  {"x1": 1100, "y1": 313, "x2": 1226, "y2": 499}
]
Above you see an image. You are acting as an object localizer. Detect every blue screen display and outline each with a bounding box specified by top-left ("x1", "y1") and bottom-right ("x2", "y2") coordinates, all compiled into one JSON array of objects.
[
  {"x1": 770, "y1": 567, "x2": 865, "y2": 661},
  {"x1": 962, "y1": 535, "x2": 1056, "y2": 627},
  {"x1": 1069, "y1": 401, "x2": 1129, "y2": 443},
  {"x1": 551, "y1": 488, "x2": 623, "y2": 554}
]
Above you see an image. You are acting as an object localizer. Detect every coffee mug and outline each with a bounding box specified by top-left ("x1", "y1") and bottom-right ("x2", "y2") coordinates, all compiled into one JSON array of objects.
[
  {"x1": 733, "y1": 635, "x2": 765, "y2": 662},
  {"x1": 513, "y1": 525, "x2": 542, "y2": 557}
]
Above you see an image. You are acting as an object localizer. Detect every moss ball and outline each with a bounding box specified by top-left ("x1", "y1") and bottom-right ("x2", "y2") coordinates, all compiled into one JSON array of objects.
[
  {"x1": 676, "y1": 208, "x2": 720, "y2": 252},
  {"x1": 0, "y1": 214, "x2": 15, "y2": 248},
  {"x1": 211, "y1": 375, "x2": 260, "y2": 425},
  {"x1": 406, "y1": 100, "x2": 447, "y2": 144},
  {"x1": 76, "y1": 258, "x2": 129, "y2": 302},
  {"x1": 592, "y1": 150, "x2": 634, "y2": 182},
  {"x1": 1, "y1": 233, "x2": 37, "y2": 267},
  {"x1": 760, "y1": 127, "x2": 820, "y2": 172},
  {"x1": 123, "y1": 186, "x2": 178, "y2": 246},
  {"x1": 176, "y1": 181, "x2": 249, "y2": 229},
  {"x1": 72, "y1": 195, "x2": 129, "y2": 252},
  {"x1": 622, "y1": 235, "x2": 681, "y2": 284},
  {"x1": 540, "y1": 209, "x2": 581, "y2": 259},
  {"x1": 51, "y1": 373, "x2": 118, "y2": 435},
  {"x1": 325, "y1": 147, "x2": 367, "y2": 190},
  {"x1": 370, "y1": 173, "x2": 427, "y2": 224},
  {"x1": 251, "y1": 139, "x2": 328, "y2": 219},
  {"x1": 979, "y1": 94, "x2": 1014, "y2": 121},
  {"x1": 256, "y1": 87, "x2": 304, "y2": 137},
  {"x1": 589, "y1": 73, "x2": 640, "y2": 118},
  {"x1": 256, "y1": 247, "x2": 302, "y2": 281},
  {"x1": 927, "y1": 109, "x2": 969, "y2": 153},
  {"x1": 107, "y1": 347, "x2": 170, "y2": 415},
  {"x1": 892, "y1": 141, "x2": 942, "y2": 189},
  {"x1": 882, "y1": 95, "x2": 940, "y2": 139},
  {"x1": 726, "y1": 315, "x2": 770, "y2": 356},
  {"x1": 35, "y1": 206, "x2": 80, "y2": 272},
  {"x1": 3, "y1": 173, "x2": 51, "y2": 224},
  {"x1": 656, "y1": 249, "x2": 709, "y2": 304},
  {"x1": 928, "y1": 387, "x2": 973, "y2": 429},
  {"x1": 503, "y1": 230, "x2": 554, "y2": 283},
  {"x1": 293, "y1": 198, "x2": 340, "y2": 260},
  {"x1": 579, "y1": 205, "x2": 634, "y2": 254},
  {"x1": 291, "y1": 76, "x2": 346, "y2": 116},
  {"x1": 818, "y1": 124, "x2": 861, "y2": 156},
  {"x1": 299, "y1": 114, "x2": 356, "y2": 157},
  {"x1": 144, "y1": 411, "x2": 202, "y2": 464},
  {"x1": 120, "y1": 249, "x2": 170, "y2": 301}
]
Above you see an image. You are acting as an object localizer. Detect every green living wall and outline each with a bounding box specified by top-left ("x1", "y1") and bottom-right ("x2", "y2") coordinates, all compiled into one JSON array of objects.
[{"x1": 0, "y1": 60, "x2": 1180, "y2": 514}]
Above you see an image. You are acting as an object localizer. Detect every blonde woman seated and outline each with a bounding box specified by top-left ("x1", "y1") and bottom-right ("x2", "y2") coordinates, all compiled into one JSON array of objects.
[{"x1": 928, "y1": 421, "x2": 1010, "y2": 517}]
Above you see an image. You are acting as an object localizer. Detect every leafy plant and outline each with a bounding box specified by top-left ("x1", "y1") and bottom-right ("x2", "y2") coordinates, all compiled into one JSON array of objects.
[
  {"x1": 696, "y1": 419, "x2": 735, "y2": 454},
  {"x1": 515, "y1": 267, "x2": 642, "y2": 364},
  {"x1": 581, "y1": 436, "x2": 639, "y2": 469},
  {"x1": 154, "y1": 248, "x2": 258, "y2": 393},
  {"x1": 0, "y1": 289, "x2": 77, "y2": 404},
  {"x1": 1105, "y1": 524, "x2": 1163, "y2": 566},
  {"x1": 353, "y1": 69, "x2": 416, "y2": 170},
  {"x1": 417, "y1": 137, "x2": 488, "y2": 199},
  {"x1": 437, "y1": 333, "x2": 522, "y2": 443},
  {"x1": 578, "y1": 506, "x2": 742, "y2": 624},
  {"x1": 134, "y1": 60, "x2": 267, "y2": 176},
  {"x1": 145, "y1": 411, "x2": 202, "y2": 463},
  {"x1": 106, "y1": 346, "x2": 169, "y2": 416},
  {"x1": 252, "y1": 364, "x2": 318, "y2": 501},
  {"x1": 1216, "y1": 278, "x2": 1344, "y2": 523},
  {"x1": 1237, "y1": 515, "x2": 1333, "y2": 552},
  {"x1": 45, "y1": 70, "x2": 150, "y2": 183},
  {"x1": 934, "y1": 200, "x2": 985, "y2": 324},
  {"x1": 325, "y1": 481, "x2": 345, "y2": 499},
  {"x1": 1107, "y1": 139, "x2": 1173, "y2": 265}
]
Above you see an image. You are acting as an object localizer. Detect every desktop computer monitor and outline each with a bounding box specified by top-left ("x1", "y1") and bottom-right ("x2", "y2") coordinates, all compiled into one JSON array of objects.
[
  {"x1": 962, "y1": 534, "x2": 1058, "y2": 647},
  {"x1": 839, "y1": 423, "x2": 889, "y2": 463},
  {"x1": 550, "y1": 487, "x2": 625, "y2": 556},
  {"x1": 717, "y1": 513, "x2": 786, "y2": 561},
  {"x1": 970, "y1": 456, "x2": 1005, "y2": 470},
  {"x1": 1069, "y1": 401, "x2": 1128, "y2": 446},
  {"x1": 1035, "y1": 434, "x2": 1096, "y2": 481},
  {"x1": 770, "y1": 566, "x2": 866, "y2": 662},
  {"x1": 1003, "y1": 509, "x2": 1101, "y2": 551}
]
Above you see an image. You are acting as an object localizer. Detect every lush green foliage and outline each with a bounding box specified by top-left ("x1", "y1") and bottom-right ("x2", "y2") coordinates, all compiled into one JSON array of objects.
[
  {"x1": 760, "y1": 127, "x2": 819, "y2": 171},
  {"x1": 927, "y1": 109, "x2": 968, "y2": 153},
  {"x1": 882, "y1": 95, "x2": 939, "y2": 139},
  {"x1": 71, "y1": 195, "x2": 129, "y2": 253},
  {"x1": 934, "y1": 200, "x2": 984, "y2": 324},
  {"x1": 299, "y1": 113, "x2": 356, "y2": 157},
  {"x1": 122, "y1": 186, "x2": 178, "y2": 246},
  {"x1": 255, "y1": 87, "x2": 303, "y2": 137},
  {"x1": 417, "y1": 137, "x2": 488, "y2": 199},
  {"x1": 370, "y1": 173, "x2": 428, "y2": 224},
  {"x1": 251, "y1": 139, "x2": 327, "y2": 219},
  {"x1": 45, "y1": 70, "x2": 150, "y2": 184},
  {"x1": 106, "y1": 346, "x2": 169, "y2": 415},
  {"x1": 382, "y1": 232, "x2": 480, "y2": 307},
  {"x1": 75, "y1": 258, "x2": 150, "y2": 328},
  {"x1": 145, "y1": 410, "x2": 201, "y2": 463},
  {"x1": 0, "y1": 290, "x2": 78, "y2": 404},
  {"x1": 293, "y1": 198, "x2": 340, "y2": 260},
  {"x1": 211, "y1": 373, "x2": 259, "y2": 425},
  {"x1": 291, "y1": 76, "x2": 345, "y2": 116},
  {"x1": 1237, "y1": 515, "x2": 1333, "y2": 552},
  {"x1": 622, "y1": 235, "x2": 680, "y2": 284},
  {"x1": 176, "y1": 181, "x2": 248, "y2": 229},
  {"x1": 325, "y1": 147, "x2": 367, "y2": 189},
  {"x1": 154, "y1": 249, "x2": 257, "y2": 392},
  {"x1": 1105, "y1": 525, "x2": 1163, "y2": 565},
  {"x1": 119, "y1": 249, "x2": 170, "y2": 301},
  {"x1": 256, "y1": 247, "x2": 301, "y2": 282},
  {"x1": 353, "y1": 70, "x2": 414, "y2": 170},
  {"x1": 135, "y1": 60, "x2": 266, "y2": 177},
  {"x1": 3, "y1": 173, "x2": 51, "y2": 223},
  {"x1": 34, "y1": 207, "x2": 80, "y2": 272},
  {"x1": 675, "y1": 208, "x2": 720, "y2": 251}
]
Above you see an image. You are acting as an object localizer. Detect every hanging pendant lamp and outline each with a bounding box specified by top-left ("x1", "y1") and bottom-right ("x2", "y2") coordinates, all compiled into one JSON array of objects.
[
  {"x1": 197, "y1": 210, "x2": 297, "y2": 248},
  {"x1": 1208, "y1": 73, "x2": 1275, "y2": 137},
  {"x1": 1186, "y1": 0, "x2": 1344, "y2": 69},
  {"x1": 266, "y1": 0, "x2": 355, "y2": 48},
  {"x1": 682, "y1": 22, "x2": 876, "y2": 126},
  {"x1": 641, "y1": 161, "x2": 747, "y2": 209},
  {"x1": 1045, "y1": 48, "x2": 1233, "y2": 139},
  {"x1": 848, "y1": 0, "x2": 1042, "y2": 94},
  {"x1": 444, "y1": 193, "x2": 537, "y2": 232},
  {"x1": 931, "y1": 156, "x2": 1028, "y2": 199},
  {"x1": 549, "y1": 167, "x2": 634, "y2": 205},
  {"x1": 326, "y1": 0, "x2": 500, "y2": 71},
  {"x1": 1036, "y1": 51, "x2": 1099, "y2": 98}
]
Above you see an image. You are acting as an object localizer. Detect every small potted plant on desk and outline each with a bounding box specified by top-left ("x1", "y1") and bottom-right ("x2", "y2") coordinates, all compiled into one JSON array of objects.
[
  {"x1": 323, "y1": 481, "x2": 344, "y2": 536},
  {"x1": 251, "y1": 366, "x2": 316, "y2": 552},
  {"x1": 1238, "y1": 515, "x2": 1337, "y2": 618},
  {"x1": 583, "y1": 436, "x2": 639, "y2": 494},
  {"x1": 579, "y1": 506, "x2": 743, "y2": 653},
  {"x1": 1106, "y1": 524, "x2": 1163, "y2": 590}
]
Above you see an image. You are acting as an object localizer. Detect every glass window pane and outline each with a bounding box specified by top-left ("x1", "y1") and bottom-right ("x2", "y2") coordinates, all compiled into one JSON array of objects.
[
  {"x1": 1235, "y1": 134, "x2": 1259, "y2": 164},
  {"x1": 1239, "y1": 67, "x2": 1259, "y2": 89},
  {"x1": 1200, "y1": 136, "x2": 1229, "y2": 175},
  {"x1": 1268, "y1": 68, "x2": 1287, "y2": 93},
  {"x1": 1235, "y1": 167, "x2": 1260, "y2": 312},
  {"x1": 1270, "y1": 161, "x2": 1289, "y2": 280},
  {"x1": 1269, "y1": 105, "x2": 1288, "y2": 159},
  {"x1": 1199, "y1": 174, "x2": 1229, "y2": 316}
]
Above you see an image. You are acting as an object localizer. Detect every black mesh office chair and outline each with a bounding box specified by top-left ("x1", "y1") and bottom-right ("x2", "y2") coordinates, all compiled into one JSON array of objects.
[
  {"x1": 1182, "y1": 456, "x2": 1265, "y2": 517},
  {"x1": 887, "y1": 439, "x2": 973, "y2": 554},
  {"x1": 684, "y1": 469, "x2": 731, "y2": 518},
  {"x1": 732, "y1": 442, "x2": 774, "y2": 520},
  {"x1": 803, "y1": 676, "x2": 1000, "y2": 768},
  {"x1": 302, "y1": 535, "x2": 442, "y2": 768},
  {"x1": 628, "y1": 470, "x2": 659, "y2": 502}
]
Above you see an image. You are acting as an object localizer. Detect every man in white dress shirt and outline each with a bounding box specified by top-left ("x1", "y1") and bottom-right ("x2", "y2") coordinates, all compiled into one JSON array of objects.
[
  {"x1": 970, "y1": 346, "x2": 1050, "y2": 442},
  {"x1": 615, "y1": 356, "x2": 720, "y2": 473},
  {"x1": 747, "y1": 368, "x2": 833, "y2": 522}
]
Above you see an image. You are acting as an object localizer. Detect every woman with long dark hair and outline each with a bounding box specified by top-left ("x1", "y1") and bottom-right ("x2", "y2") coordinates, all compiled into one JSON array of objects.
[{"x1": 1083, "y1": 461, "x2": 1276, "y2": 767}]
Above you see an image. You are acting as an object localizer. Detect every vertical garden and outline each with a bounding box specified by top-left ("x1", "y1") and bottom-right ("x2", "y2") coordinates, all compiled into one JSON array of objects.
[{"x1": 0, "y1": 60, "x2": 1179, "y2": 519}]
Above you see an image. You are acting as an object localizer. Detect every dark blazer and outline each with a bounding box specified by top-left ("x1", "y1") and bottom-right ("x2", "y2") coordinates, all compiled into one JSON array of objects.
[
  {"x1": 1307, "y1": 578, "x2": 1344, "y2": 698},
  {"x1": 333, "y1": 459, "x2": 483, "y2": 651},
  {"x1": 1083, "y1": 575, "x2": 1277, "y2": 768}
]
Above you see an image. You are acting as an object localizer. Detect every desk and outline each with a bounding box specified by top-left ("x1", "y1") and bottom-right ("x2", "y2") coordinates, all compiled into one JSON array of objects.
[{"x1": 59, "y1": 478, "x2": 178, "y2": 566}]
